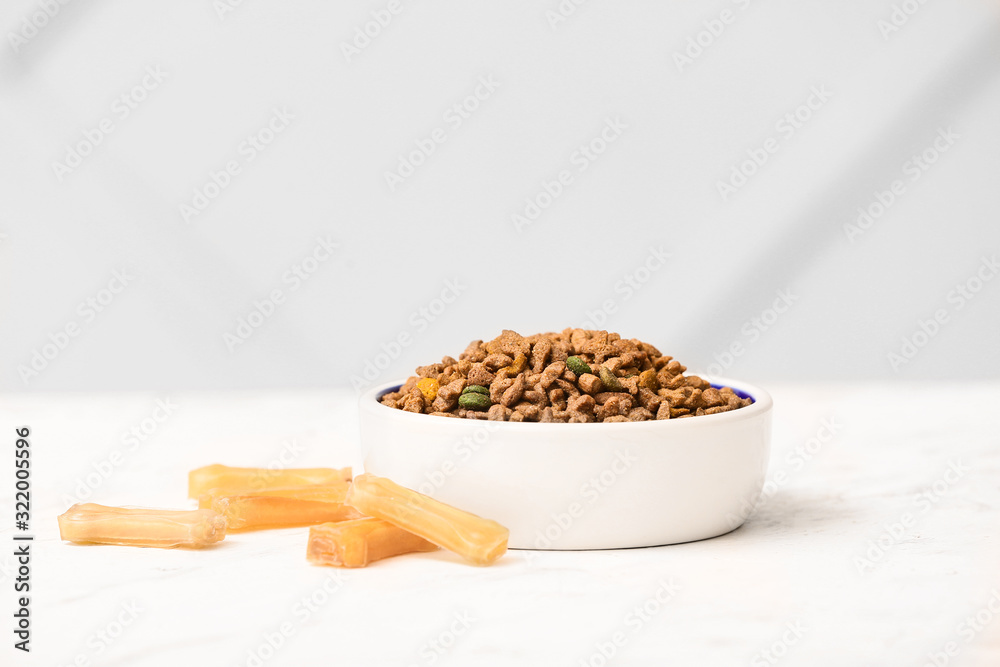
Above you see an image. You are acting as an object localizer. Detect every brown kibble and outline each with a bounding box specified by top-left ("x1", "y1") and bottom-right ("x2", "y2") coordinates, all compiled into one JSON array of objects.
[
  {"x1": 431, "y1": 378, "x2": 467, "y2": 411},
  {"x1": 701, "y1": 387, "x2": 724, "y2": 407},
  {"x1": 577, "y1": 373, "x2": 603, "y2": 394},
  {"x1": 637, "y1": 388, "x2": 662, "y2": 413},
  {"x1": 603, "y1": 356, "x2": 624, "y2": 372},
  {"x1": 555, "y1": 378, "x2": 581, "y2": 398},
  {"x1": 487, "y1": 404, "x2": 513, "y2": 421},
  {"x1": 500, "y1": 375, "x2": 526, "y2": 407},
  {"x1": 514, "y1": 402, "x2": 540, "y2": 421},
  {"x1": 403, "y1": 387, "x2": 424, "y2": 413},
  {"x1": 682, "y1": 388, "x2": 703, "y2": 409},
  {"x1": 523, "y1": 389, "x2": 548, "y2": 405},
  {"x1": 460, "y1": 340, "x2": 486, "y2": 362},
  {"x1": 548, "y1": 387, "x2": 568, "y2": 411},
  {"x1": 655, "y1": 403, "x2": 671, "y2": 420},
  {"x1": 467, "y1": 363, "x2": 495, "y2": 387},
  {"x1": 619, "y1": 376, "x2": 640, "y2": 395},
  {"x1": 686, "y1": 374, "x2": 710, "y2": 390},
  {"x1": 653, "y1": 355, "x2": 673, "y2": 370},
  {"x1": 490, "y1": 377, "x2": 513, "y2": 403},
  {"x1": 638, "y1": 369, "x2": 659, "y2": 391},
  {"x1": 567, "y1": 394, "x2": 596, "y2": 415},
  {"x1": 627, "y1": 407, "x2": 654, "y2": 421},
  {"x1": 530, "y1": 338, "x2": 552, "y2": 372},
  {"x1": 539, "y1": 361, "x2": 566, "y2": 389},
  {"x1": 483, "y1": 353, "x2": 513, "y2": 371}
]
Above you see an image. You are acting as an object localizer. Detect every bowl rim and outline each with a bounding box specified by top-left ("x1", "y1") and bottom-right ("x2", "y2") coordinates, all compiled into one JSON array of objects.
[{"x1": 359, "y1": 376, "x2": 772, "y2": 429}]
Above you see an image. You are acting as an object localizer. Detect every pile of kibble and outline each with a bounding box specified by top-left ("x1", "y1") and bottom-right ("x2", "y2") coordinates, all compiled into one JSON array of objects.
[{"x1": 379, "y1": 329, "x2": 753, "y2": 423}]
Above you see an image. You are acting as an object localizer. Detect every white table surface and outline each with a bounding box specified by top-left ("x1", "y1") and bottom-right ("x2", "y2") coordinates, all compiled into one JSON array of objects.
[{"x1": 3, "y1": 383, "x2": 999, "y2": 667}]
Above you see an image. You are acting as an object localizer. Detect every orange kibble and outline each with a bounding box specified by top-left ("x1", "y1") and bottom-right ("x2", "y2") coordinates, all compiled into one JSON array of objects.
[{"x1": 416, "y1": 377, "x2": 440, "y2": 401}]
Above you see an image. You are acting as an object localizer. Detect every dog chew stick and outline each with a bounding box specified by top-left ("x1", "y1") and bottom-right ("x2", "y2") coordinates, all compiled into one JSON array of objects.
[
  {"x1": 57, "y1": 503, "x2": 226, "y2": 548},
  {"x1": 188, "y1": 464, "x2": 353, "y2": 498},
  {"x1": 203, "y1": 484, "x2": 363, "y2": 532},
  {"x1": 307, "y1": 518, "x2": 439, "y2": 568},
  {"x1": 345, "y1": 474, "x2": 508, "y2": 566}
]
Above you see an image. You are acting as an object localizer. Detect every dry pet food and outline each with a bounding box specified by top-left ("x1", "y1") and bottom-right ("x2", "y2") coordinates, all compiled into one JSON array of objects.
[
  {"x1": 345, "y1": 473, "x2": 509, "y2": 566},
  {"x1": 307, "y1": 517, "x2": 439, "y2": 568},
  {"x1": 57, "y1": 503, "x2": 226, "y2": 548},
  {"x1": 188, "y1": 464, "x2": 352, "y2": 498},
  {"x1": 380, "y1": 329, "x2": 753, "y2": 422}
]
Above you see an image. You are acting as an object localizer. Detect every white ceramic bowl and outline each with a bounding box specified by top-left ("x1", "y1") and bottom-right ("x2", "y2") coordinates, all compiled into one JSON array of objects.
[{"x1": 359, "y1": 377, "x2": 772, "y2": 550}]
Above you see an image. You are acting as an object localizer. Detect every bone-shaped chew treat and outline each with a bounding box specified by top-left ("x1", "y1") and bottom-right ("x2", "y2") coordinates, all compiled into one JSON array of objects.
[
  {"x1": 345, "y1": 474, "x2": 509, "y2": 566},
  {"x1": 307, "y1": 517, "x2": 439, "y2": 568},
  {"x1": 188, "y1": 464, "x2": 353, "y2": 498},
  {"x1": 57, "y1": 503, "x2": 226, "y2": 548},
  {"x1": 202, "y1": 484, "x2": 364, "y2": 531}
]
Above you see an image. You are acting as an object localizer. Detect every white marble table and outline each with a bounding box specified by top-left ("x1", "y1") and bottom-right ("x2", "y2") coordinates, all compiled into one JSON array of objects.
[{"x1": 3, "y1": 384, "x2": 998, "y2": 667}]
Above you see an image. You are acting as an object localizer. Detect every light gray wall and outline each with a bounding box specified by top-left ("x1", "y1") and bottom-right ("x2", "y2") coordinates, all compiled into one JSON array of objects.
[{"x1": 2, "y1": 0, "x2": 998, "y2": 391}]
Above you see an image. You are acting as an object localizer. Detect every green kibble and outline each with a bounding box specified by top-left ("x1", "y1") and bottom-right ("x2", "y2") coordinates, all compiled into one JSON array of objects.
[
  {"x1": 566, "y1": 356, "x2": 592, "y2": 376},
  {"x1": 462, "y1": 384, "x2": 489, "y2": 396},
  {"x1": 458, "y1": 392, "x2": 491, "y2": 411},
  {"x1": 598, "y1": 366, "x2": 623, "y2": 392}
]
